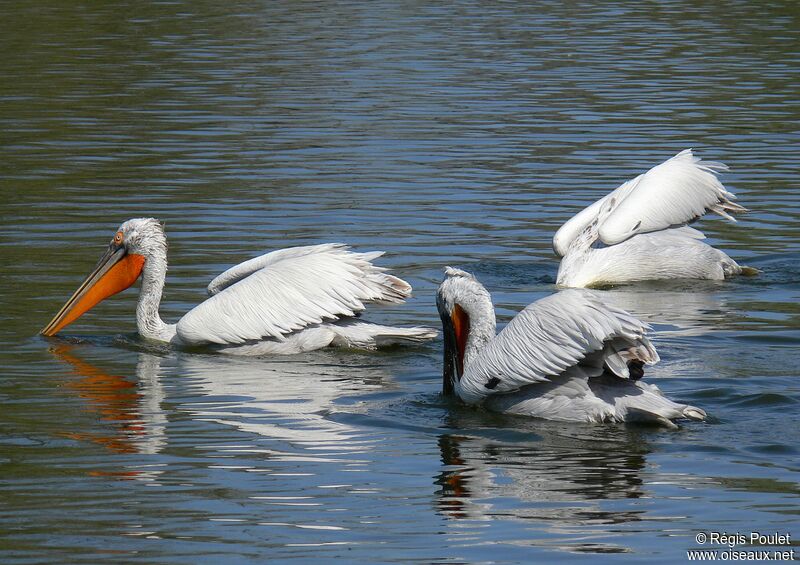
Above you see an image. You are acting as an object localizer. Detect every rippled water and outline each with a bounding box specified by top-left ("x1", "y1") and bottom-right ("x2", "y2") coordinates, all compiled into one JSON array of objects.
[{"x1": 1, "y1": 1, "x2": 799, "y2": 562}]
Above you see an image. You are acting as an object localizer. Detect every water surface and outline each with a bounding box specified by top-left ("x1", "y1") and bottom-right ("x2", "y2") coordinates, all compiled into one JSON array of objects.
[{"x1": 1, "y1": 1, "x2": 798, "y2": 562}]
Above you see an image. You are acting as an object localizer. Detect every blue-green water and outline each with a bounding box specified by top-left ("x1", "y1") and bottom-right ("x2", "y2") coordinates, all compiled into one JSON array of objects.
[{"x1": 1, "y1": 2, "x2": 798, "y2": 562}]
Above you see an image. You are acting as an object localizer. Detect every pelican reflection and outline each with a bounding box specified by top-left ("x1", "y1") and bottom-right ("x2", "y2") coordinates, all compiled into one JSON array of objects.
[
  {"x1": 175, "y1": 352, "x2": 394, "y2": 462},
  {"x1": 50, "y1": 345, "x2": 167, "y2": 455},
  {"x1": 50, "y1": 346, "x2": 395, "y2": 464},
  {"x1": 600, "y1": 282, "x2": 734, "y2": 337},
  {"x1": 435, "y1": 416, "x2": 652, "y2": 531}
]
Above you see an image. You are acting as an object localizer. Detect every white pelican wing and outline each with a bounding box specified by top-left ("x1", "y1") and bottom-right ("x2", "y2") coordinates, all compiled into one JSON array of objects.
[
  {"x1": 552, "y1": 177, "x2": 639, "y2": 256},
  {"x1": 598, "y1": 149, "x2": 743, "y2": 244},
  {"x1": 456, "y1": 290, "x2": 658, "y2": 405},
  {"x1": 176, "y1": 244, "x2": 412, "y2": 345},
  {"x1": 553, "y1": 150, "x2": 744, "y2": 255}
]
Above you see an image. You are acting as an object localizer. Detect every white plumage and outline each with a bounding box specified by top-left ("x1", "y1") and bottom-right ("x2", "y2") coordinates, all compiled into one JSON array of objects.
[
  {"x1": 42, "y1": 219, "x2": 436, "y2": 354},
  {"x1": 437, "y1": 267, "x2": 706, "y2": 427},
  {"x1": 554, "y1": 149, "x2": 748, "y2": 288},
  {"x1": 177, "y1": 244, "x2": 413, "y2": 346}
]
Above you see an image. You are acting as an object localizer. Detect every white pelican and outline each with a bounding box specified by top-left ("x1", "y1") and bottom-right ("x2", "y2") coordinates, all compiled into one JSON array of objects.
[
  {"x1": 554, "y1": 149, "x2": 750, "y2": 288},
  {"x1": 41, "y1": 218, "x2": 437, "y2": 354},
  {"x1": 436, "y1": 267, "x2": 706, "y2": 428}
]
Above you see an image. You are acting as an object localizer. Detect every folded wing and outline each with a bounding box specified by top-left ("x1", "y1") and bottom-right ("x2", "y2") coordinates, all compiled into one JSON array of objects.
[
  {"x1": 456, "y1": 290, "x2": 659, "y2": 404},
  {"x1": 176, "y1": 244, "x2": 412, "y2": 345}
]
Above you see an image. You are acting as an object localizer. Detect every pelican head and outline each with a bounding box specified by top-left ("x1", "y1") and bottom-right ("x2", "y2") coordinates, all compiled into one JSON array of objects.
[
  {"x1": 41, "y1": 218, "x2": 167, "y2": 336},
  {"x1": 436, "y1": 267, "x2": 496, "y2": 396}
]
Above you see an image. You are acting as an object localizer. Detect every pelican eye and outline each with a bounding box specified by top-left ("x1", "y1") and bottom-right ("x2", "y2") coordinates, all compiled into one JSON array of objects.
[{"x1": 113, "y1": 231, "x2": 124, "y2": 245}]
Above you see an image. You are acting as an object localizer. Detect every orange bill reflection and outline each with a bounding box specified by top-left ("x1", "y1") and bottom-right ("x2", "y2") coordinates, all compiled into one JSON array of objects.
[{"x1": 50, "y1": 345, "x2": 165, "y2": 456}]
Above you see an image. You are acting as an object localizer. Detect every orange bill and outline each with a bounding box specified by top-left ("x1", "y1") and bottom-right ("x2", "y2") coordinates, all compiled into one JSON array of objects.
[
  {"x1": 41, "y1": 245, "x2": 145, "y2": 336},
  {"x1": 451, "y1": 303, "x2": 470, "y2": 376}
]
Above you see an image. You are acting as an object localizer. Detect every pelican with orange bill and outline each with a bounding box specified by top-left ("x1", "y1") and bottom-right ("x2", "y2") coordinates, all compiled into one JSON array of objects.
[{"x1": 41, "y1": 218, "x2": 436, "y2": 354}]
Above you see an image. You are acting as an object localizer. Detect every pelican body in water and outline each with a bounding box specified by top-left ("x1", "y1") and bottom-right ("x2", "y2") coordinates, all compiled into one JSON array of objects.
[
  {"x1": 554, "y1": 149, "x2": 749, "y2": 288},
  {"x1": 436, "y1": 267, "x2": 706, "y2": 428},
  {"x1": 41, "y1": 218, "x2": 437, "y2": 354}
]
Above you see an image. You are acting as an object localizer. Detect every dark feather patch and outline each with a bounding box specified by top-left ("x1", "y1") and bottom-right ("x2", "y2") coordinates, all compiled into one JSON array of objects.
[
  {"x1": 628, "y1": 360, "x2": 644, "y2": 380},
  {"x1": 485, "y1": 377, "x2": 501, "y2": 390}
]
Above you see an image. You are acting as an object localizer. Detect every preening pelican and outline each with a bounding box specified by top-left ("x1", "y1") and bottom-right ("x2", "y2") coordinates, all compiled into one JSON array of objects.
[
  {"x1": 41, "y1": 218, "x2": 437, "y2": 354},
  {"x1": 436, "y1": 267, "x2": 706, "y2": 428},
  {"x1": 554, "y1": 149, "x2": 749, "y2": 288}
]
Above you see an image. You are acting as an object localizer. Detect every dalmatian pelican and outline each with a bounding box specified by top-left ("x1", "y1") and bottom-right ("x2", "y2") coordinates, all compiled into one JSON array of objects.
[
  {"x1": 554, "y1": 149, "x2": 750, "y2": 288},
  {"x1": 437, "y1": 267, "x2": 706, "y2": 428},
  {"x1": 41, "y1": 218, "x2": 437, "y2": 354}
]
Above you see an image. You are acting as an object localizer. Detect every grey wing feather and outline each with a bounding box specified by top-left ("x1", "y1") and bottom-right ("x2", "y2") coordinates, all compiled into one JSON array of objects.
[{"x1": 457, "y1": 290, "x2": 658, "y2": 405}]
